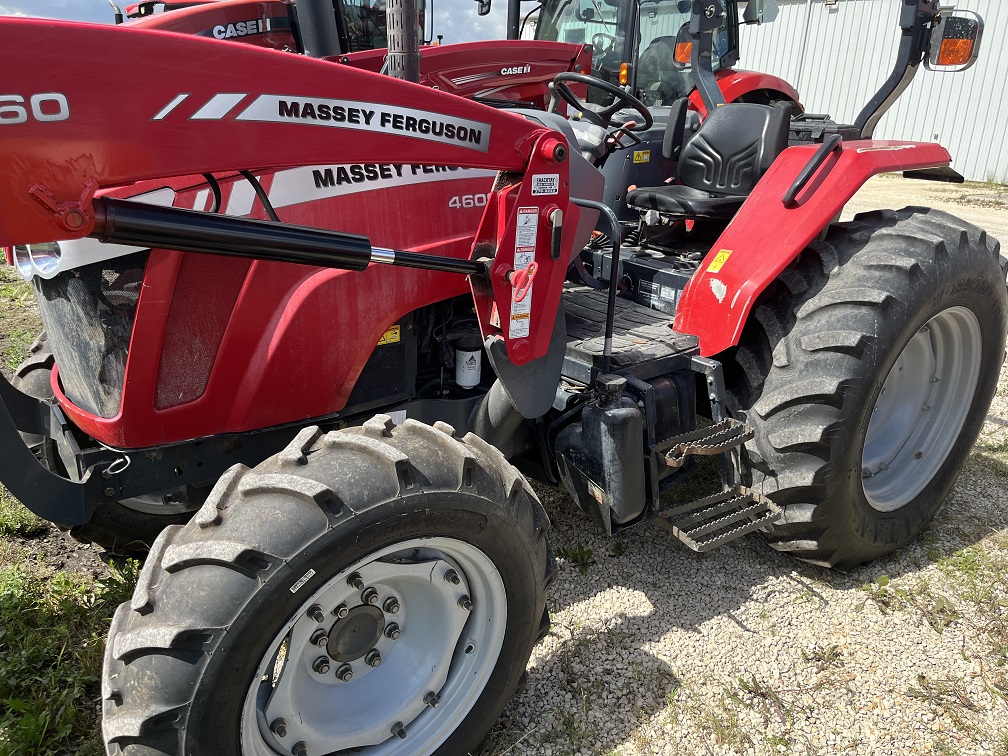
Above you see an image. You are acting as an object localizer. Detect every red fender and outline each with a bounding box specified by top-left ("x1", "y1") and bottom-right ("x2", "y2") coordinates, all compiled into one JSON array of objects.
[
  {"x1": 674, "y1": 140, "x2": 953, "y2": 356},
  {"x1": 689, "y1": 69, "x2": 803, "y2": 115}
]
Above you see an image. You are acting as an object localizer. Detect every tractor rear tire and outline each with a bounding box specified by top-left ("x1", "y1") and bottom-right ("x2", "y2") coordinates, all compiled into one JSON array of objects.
[
  {"x1": 102, "y1": 416, "x2": 553, "y2": 755},
  {"x1": 725, "y1": 208, "x2": 1007, "y2": 570},
  {"x1": 9, "y1": 331, "x2": 197, "y2": 556}
]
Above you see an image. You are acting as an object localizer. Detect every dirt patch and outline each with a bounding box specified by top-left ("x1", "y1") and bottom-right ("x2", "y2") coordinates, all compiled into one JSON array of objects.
[{"x1": 8, "y1": 524, "x2": 117, "y2": 580}]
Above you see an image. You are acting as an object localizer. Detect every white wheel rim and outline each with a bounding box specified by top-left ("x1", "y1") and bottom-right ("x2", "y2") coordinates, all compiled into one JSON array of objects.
[
  {"x1": 862, "y1": 306, "x2": 982, "y2": 512},
  {"x1": 240, "y1": 537, "x2": 507, "y2": 755}
]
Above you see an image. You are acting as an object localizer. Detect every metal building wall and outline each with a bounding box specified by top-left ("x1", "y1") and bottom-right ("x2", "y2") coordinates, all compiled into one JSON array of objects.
[{"x1": 738, "y1": 0, "x2": 1008, "y2": 182}]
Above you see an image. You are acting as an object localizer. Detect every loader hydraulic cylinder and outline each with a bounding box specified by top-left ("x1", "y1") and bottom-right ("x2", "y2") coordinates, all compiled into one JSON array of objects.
[{"x1": 92, "y1": 197, "x2": 488, "y2": 276}]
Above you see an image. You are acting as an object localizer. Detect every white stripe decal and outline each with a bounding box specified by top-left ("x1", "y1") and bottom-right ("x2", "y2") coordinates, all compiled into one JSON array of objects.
[
  {"x1": 153, "y1": 93, "x2": 189, "y2": 121},
  {"x1": 227, "y1": 177, "x2": 258, "y2": 216},
  {"x1": 191, "y1": 93, "x2": 249, "y2": 121},
  {"x1": 193, "y1": 189, "x2": 210, "y2": 212},
  {"x1": 267, "y1": 164, "x2": 497, "y2": 210},
  {"x1": 235, "y1": 95, "x2": 492, "y2": 153}
]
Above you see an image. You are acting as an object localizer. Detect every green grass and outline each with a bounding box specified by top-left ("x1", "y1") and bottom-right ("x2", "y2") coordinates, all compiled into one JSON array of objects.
[
  {"x1": 0, "y1": 556, "x2": 138, "y2": 755},
  {"x1": 0, "y1": 489, "x2": 46, "y2": 539}
]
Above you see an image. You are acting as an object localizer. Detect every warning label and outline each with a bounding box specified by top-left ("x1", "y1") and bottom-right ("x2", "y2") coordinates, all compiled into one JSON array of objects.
[
  {"x1": 531, "y1": 174, "x2": 560, "y2": 195},
  {"x1": 707, "y1": 249, "x2": 732, "y2": 273},
  {"x1": 516, "y1": 206, "x2": 539, "y2": 251},
  {"x1": 377, "y1": 325, "x2": 401, "y2": 345},
  {"x1": 509, "y1": 249, "x2": 534, "y2": 339}
]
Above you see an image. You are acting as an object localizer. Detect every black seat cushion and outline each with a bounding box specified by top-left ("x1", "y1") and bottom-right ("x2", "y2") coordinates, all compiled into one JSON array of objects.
[
  {"x1": 627, "y1": 101, "x2": 793, "y2": 221},
  {"x1": 626, "y1": 184, "x2": 744, "y2": 218}
]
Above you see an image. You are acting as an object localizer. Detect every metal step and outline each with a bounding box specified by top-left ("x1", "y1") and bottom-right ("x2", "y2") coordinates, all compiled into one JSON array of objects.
[
  {"x1": 655, "y1": 486, "x2": 781, "y2": 552},
  {"x1": 656, "y1": 417, "x2": 754, "y2": 469}
]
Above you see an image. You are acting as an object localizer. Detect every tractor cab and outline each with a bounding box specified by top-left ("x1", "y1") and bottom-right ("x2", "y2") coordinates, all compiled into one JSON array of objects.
[{"x1": 530, "y1": 0, "x2": 739, "y2": 106}]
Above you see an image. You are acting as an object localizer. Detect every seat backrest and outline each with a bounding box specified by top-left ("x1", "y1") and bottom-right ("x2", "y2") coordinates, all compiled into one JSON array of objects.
[
  {"x1": 661, "y1": 97, "x2": 689, "y2": 161},
  {"x1": 677, "y1": 101, "x2": 793, "y2": 197}
]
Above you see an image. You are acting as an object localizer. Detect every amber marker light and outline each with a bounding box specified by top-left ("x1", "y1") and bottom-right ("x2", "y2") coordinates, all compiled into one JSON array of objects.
[
  {"x1": 618, "y1": 62, "x2": 629, "y2": 85},
  {"x1": 938, "y1": 37, "x2": 974, "y2": 66},
  {"x1": 674, "y1": 42, "x2": 692, "y2": 64}
]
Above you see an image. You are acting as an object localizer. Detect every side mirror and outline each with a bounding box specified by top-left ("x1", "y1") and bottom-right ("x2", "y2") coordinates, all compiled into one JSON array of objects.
[
  {"x1": 672, "y1": 23, "x2": 691, "y2": 70},
  {"x1": 926, "y1": 10, "x2": 983, "y2": 72},
  {"x1": 475, "y1": 0, "x2": 491, "y2": 15},
  {"x1": 575, "y1": 0, "x2": 595, "y2": 22},
  {"x1": 742, "y1": 0, "x2": 778, "y2": 24}
]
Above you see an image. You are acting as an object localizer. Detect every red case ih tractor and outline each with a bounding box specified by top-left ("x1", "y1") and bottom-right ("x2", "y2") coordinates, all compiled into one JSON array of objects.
[{"x1": 0, "y1": 1, "x2": 1000, "y2": 754}]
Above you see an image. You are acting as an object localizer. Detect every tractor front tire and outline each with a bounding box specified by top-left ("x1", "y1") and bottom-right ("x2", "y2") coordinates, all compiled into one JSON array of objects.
[
  {"x1": 726, "y1": 208, "x2": 1007, "y2": 569},
  {"x1": 102, "y1": 417, "x2": 553, "y2": 755}
]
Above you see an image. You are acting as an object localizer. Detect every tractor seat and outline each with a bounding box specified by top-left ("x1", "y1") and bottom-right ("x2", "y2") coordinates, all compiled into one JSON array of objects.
[{"x1": 627, "y1": 101, "x2": 793, "y2": 220}]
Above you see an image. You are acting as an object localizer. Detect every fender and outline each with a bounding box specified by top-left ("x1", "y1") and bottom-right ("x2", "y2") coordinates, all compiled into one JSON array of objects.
[
  {"x1": 674, "y1": 140, "x2": 953, "y2": 356},
  {"x1": 689, "y1": 69, "x2": 802, "y2": 115},
  {"x1": 127, "y1": 0, "x2": 298, "y2": 51}
]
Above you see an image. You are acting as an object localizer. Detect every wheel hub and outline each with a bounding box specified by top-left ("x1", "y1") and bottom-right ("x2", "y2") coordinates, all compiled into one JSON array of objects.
[{"x1": 327, "y1": 605, "x2": 385, "y2": 662}]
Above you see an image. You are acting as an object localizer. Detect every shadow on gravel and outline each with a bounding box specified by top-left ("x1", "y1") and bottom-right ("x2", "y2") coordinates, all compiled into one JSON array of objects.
[{"x1": 481, "y1": 450, "x2": 1008, "y2": 754}]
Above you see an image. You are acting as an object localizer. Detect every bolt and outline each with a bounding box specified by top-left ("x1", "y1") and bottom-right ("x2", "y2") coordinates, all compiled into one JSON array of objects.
[
  {"x1": 862, "y1": 468, "x2": 874, "y2": 479},
  {"x1": 458, "y1": 595, "x2": 473, "y2": 611},
  {"x1": 307, "y1": 604, "x2": 325, "y2": 623},
  {"x1": 332, "y1": 603, "x2": 349, "y2": 619},
  {"x1": 922, "y1": 403, "x2": 932, "y2": 412},
  {"x1": 915, "y1": 450, "x2": 924, "y2": 460},
  {"x1": 310, "y1": 629, "x2": 328, "y2": 647},
  {"x1": 104, "y1": 486, "x2": 116, "y2": 497},
  {"x1": 335, "y1": 663, "x2": 353, "y2": 682},
  {"x1": 361, "y1": 587, "x2": 379, "y2": 605},
  {"x1": 930, "y1": 375, "x2": 941, "y2": 383},
  {"x1": 365, "y1": 649, "x2": 382, "y2": 667},
  {"x1": 383, "y1": 597, "x2": 400, "y2": 614},
  {"x1": 313, "y1": 656, "x2": 330, "y2": 674},
  {"x1": 385, "y1": 622, "x2": 401, "y2": 639},
  {"x1": 347, "y1": 572, "x2": 364, "y2": 590},
  {"x1": 444, "y1": 569, "x2": 461, "y2": 585},
  {"x1": 270, "y1": 718, "x2": 287, "y2": 738},
  {"x1": 424, "y1": 691, "x2": 440, "y2": 708},
  {"x1": 391, "y1": 721, "x2": 407, "y2": 739},
  {"x1": 291, "y1": 742, "x2": 308, "y2": 756},
  {"x1": 920, "y1": 325, "x2": 930, "y2": 334}
]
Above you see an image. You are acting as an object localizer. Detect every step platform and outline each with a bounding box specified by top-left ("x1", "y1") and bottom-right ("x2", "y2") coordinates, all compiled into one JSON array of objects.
[
  {"x1": 655, "y1": 485, "x2": 781, "y2": 552},
  {"x1": 562, "y1": 284, "x2": 699, "y2": 385}
]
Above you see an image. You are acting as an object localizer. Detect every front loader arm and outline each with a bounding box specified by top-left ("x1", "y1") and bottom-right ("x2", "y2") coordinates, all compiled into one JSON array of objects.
[{"x1": 0, "y1": 18, "x2": 580, "y2": 367}]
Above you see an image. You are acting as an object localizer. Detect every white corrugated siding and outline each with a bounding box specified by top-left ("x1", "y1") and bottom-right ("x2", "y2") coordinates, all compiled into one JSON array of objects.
[{"x1": 738, "y1": 0, "x2": 1008, "y2": 182}]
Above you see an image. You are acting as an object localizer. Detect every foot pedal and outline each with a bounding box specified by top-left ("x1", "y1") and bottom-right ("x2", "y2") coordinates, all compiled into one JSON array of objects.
[
  {"x1": 655, "y1": 486, "x2": 781, "y2": 552},
  {"x1": 657, "y1": 418, "x2": 753, "y2": 469}
]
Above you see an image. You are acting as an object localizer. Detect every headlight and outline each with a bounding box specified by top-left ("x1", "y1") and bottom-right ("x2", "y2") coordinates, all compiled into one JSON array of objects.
[{"x1": 12, "y1": 242, "x2": 62, "y2": 281}]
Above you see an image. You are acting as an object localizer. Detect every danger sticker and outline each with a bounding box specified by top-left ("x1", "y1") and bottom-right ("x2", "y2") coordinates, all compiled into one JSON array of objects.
[
  {"x1": 509, "y1": 249, "x2": 534, "y2": 339},
  {"x1": 531, "y1": 174, "x2": 560, "y2": 195},
  {"x1": 516, "y1": 206, "x2": 539, "y2": 251},
  {"x1": 633, "y1": 149, "x2": 651, "y2": 164},
  {"x1": 707, "y1": 249, "x2": 732, "y2": 273}
]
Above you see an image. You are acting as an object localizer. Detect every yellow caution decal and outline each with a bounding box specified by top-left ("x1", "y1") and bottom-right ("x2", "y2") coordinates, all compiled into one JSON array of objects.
[
  {"x1": 377, "y1": 325, "x2": 401, "y2": 345},
  {"x1": 706, "y1": 249, "x2": 732, "y2": 273},
  {"x1": 632, "y1": 149, "x2": 651, "y2": 164}
]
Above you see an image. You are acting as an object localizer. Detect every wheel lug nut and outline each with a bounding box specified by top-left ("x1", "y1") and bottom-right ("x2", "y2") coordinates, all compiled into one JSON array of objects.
[
  {"x1": 458, "y1": 595, "x2": 473, "y2": 611},
  {"x1": 361, "y1": 587, "x2": 379, "y2": 605},
  {"x1": 391, "y1": 721, "x2": 406, "y2": 739},
  {"x1": 365, "y1": 649, "x2": 382, "y2": 667},
  {"x1": 444, "y1": 569, "x2": 461, "y2": 585},
  {"x1": 347, "y1": 572, "x2": 364, "y2": 590},
  {"x1": 311, "y1": 629, "x2": 328, "y2": 647},
  {"x1": 332, "y1": 603, "x2": 349, "y2": 619},
  {"x1": 383, "y1": 597, "x2": 400, "y2": 613},
  {"x1": 312, "y1": 656, "x2": 330, "y2": 674},
  {"x1": 424, "y1": 691, "x2": 440, "y2": 708},
  {"x1": 335, "y1": 663, "x2": 353, "y2": 681},
  {"x1": 307, "y1": 604, "x2": 324, "y2": 623},
  {"x1": 385, "y1": 622, "x2": 400, "y2": 639},
  {"x1": 292, "y1": 742, "x2": 308, "y2": 756},
  {"x1": 270, "y1": 718, "x2": 287, "y2": 738}
]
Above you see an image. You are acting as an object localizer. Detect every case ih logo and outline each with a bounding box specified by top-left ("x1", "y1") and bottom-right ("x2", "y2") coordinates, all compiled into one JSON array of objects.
[
  {"x1": 212, "y1": 18, "x2": 271, "y2": 39},
  {"x1": 500, "y1": 65, "x2": 531, "y2": 75},
  {"x1": 150, "y1": 94, "x2": 491, "y2": 152}
]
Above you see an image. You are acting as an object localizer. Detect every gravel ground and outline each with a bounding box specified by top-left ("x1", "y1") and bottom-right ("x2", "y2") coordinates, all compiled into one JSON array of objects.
[{"x1": 483, "y1": 178, "x2": 1008, "y2": 756}]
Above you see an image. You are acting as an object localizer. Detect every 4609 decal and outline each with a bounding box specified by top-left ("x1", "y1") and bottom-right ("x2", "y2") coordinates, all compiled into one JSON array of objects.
[
  {"x1": 448, "y1": 193, "x2": 490, "y2": 209},
  {"x1": 0, "y1": 93, "x2": 70, "y2": 124}
]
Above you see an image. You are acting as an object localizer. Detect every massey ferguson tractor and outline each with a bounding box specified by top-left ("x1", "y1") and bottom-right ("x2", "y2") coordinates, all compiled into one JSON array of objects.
[{"x1": 0, "y1": 1, "x2": 999, "y2": 753}]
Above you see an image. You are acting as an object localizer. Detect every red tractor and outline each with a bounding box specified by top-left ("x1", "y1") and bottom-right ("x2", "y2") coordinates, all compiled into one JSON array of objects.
[{"x1": 0, "y1": 1, "x2": 998, "y2": 753}]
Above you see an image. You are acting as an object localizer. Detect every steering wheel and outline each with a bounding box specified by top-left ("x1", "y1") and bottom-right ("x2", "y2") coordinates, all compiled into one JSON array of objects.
[
  {"x1": 591, "y1": 32, "x2": 617, "y2": 54},
  {"x1": 548, "y1": 72, "x2": 653, "y2": 132}
]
